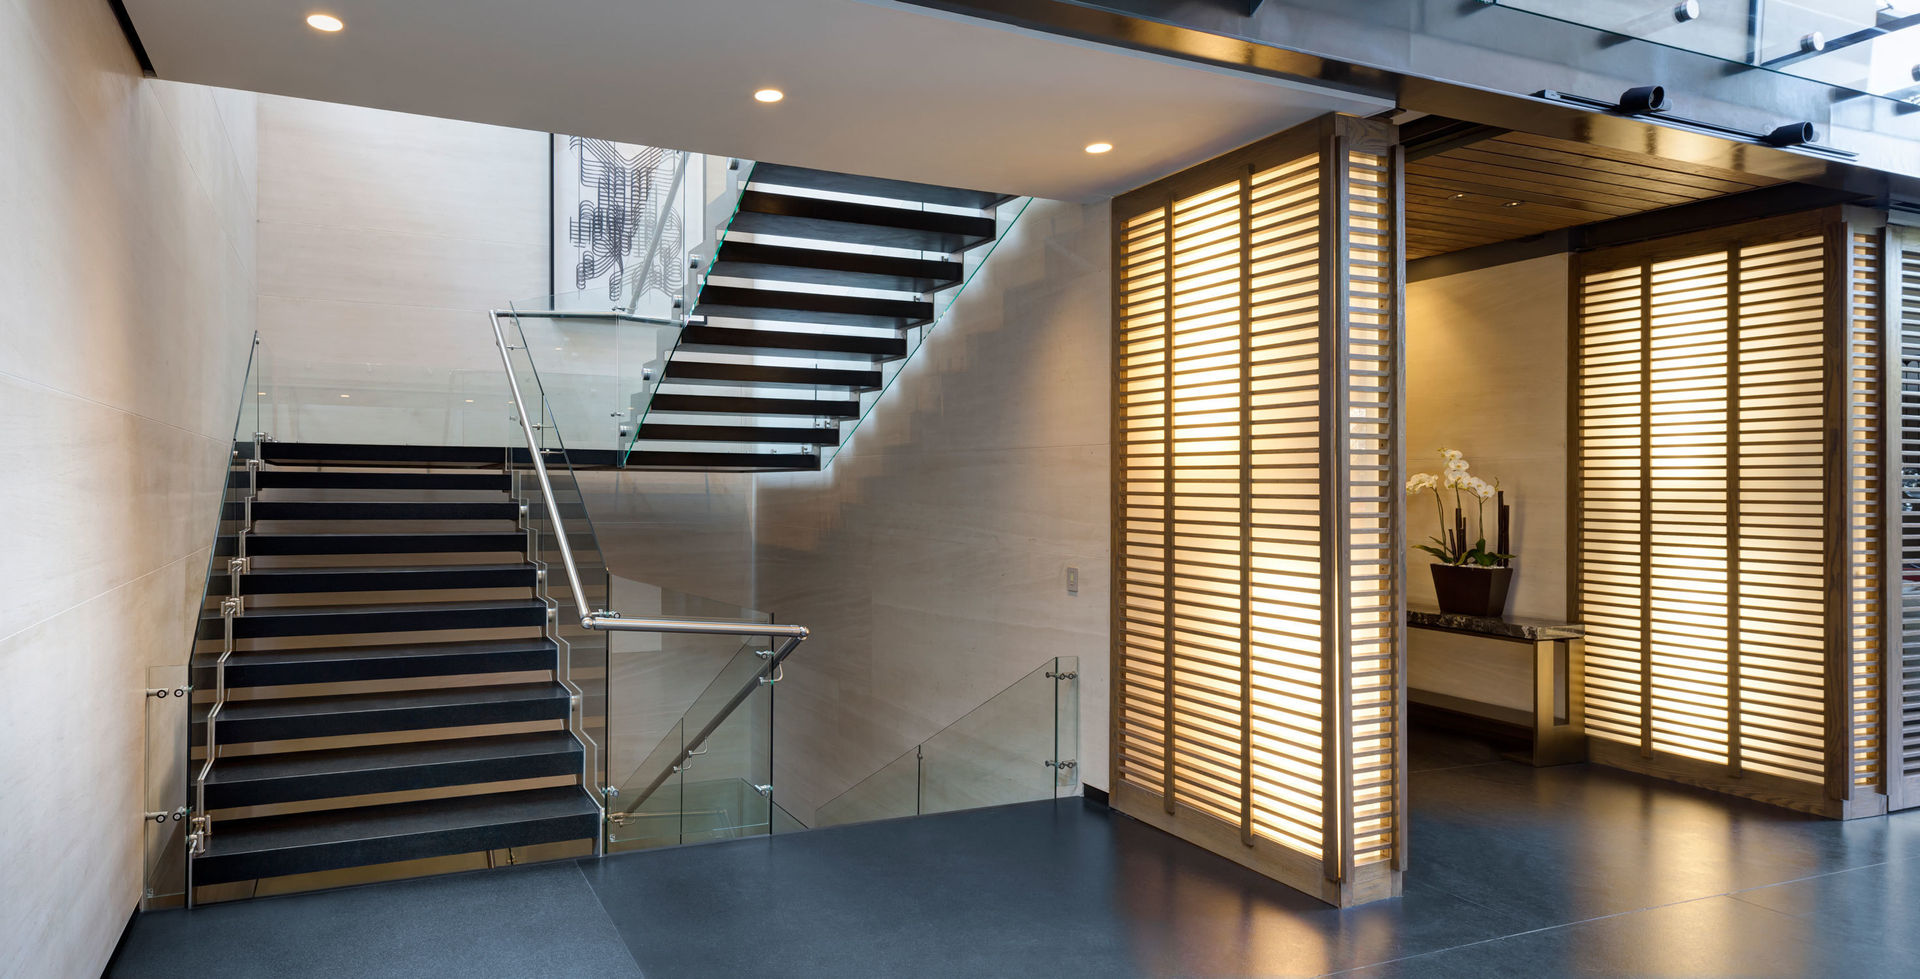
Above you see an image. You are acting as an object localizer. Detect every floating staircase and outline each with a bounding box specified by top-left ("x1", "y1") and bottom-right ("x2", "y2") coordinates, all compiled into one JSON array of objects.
[
  {"x1": 625, "y1": 162, "x2": 1013, "y2": 469},
  {"x1": 185, "y1": 445, "x2": 601, "y2": 898}
]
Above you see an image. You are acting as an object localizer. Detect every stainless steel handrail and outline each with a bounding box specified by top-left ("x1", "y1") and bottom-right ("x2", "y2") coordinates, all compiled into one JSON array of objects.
[{"x1": 487, "y1": 307, "x2": 810, "y2": 809}]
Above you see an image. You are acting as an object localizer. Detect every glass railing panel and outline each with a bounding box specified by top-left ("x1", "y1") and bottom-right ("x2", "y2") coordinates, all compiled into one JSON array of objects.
[
  {"x1": 499, "y1": 301, "x2": 683, "y2": 459},
  {"x1": 811, "y1": 656, "x2": 1080, "y2": 831},
  {"x1": 608, "y1": 720, "x2": 684, "y2": 851},
  {"x1": 142, "y1": 664, "x2": 192, "y2": 909},
  {"x1": 770, "y1": 799, "x2": 809, "y2": 834},
  {"x1": 919, "y1": 657, "x2": 1071, "y2": 815},
  {"x1": 258, "y1": 342, "x2": 515, "y2": 448},
  {"x1": 608, "y1": 638, "x2": 779, "y2": 849},
  {"x1": 1052, "y1": 656, "x2": 1081, "y2": 797},
  {"x1": 679, "y1": 681, "x2": 774, "y2": 843},
  {"x1": 814, "y1": 745, "x2": 920, "y2": 828},
  {"x1": 1485, "y1": 0, "x2": 1920, "y2": 104},
  {"x1": 153, "y1": 333, "x2": 258, "y2": 908}
]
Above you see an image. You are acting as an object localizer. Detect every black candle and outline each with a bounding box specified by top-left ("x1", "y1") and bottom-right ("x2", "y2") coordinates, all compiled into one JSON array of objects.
[{"x1": 1497, "y1": 491, "x2": 1511, "y2": 568}]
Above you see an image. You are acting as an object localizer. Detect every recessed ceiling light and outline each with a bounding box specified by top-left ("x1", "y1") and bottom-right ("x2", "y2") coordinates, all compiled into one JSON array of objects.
[
  {"x1": 1085, "y1": 142, "x2": 1114, "y2": 155},
  {"x1": 754, "y1": 89, "x2": 785, "y2": 104},
  {"x1": 465, "y1": 399, "x2": 475, "y2": 403},
  {"x1": 306, "y1": 13, "x2": 344, "y2": 32},
  {"x1": 339, "y1": 393, "x2": 351, "y2": 398},
  {"x1": 1448, "y1": 193, "x2": 1468, "y2": 201},
  {"x1": 1501, "y1": 200, "x2": 1523, "y2": 207}
]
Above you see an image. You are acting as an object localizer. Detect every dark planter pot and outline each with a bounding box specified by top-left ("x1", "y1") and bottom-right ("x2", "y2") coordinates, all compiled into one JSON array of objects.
[{"x1": 1430, "y1": 565, "x2": 1513, "y2": 618}]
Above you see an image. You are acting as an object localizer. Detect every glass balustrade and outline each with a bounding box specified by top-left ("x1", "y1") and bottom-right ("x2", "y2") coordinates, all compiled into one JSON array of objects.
[
  {"x1": 1480, "y1": 0, "x2": 1920, "y2": 105},
  {"x1": 145, "y1": 333, "x2": 260, "y2": 910},
  {"x1": 807, "y1": 656, "x2": 1080, "y2": 830},
  {"x1": 606, "y1": 637, "x2": 779, "y2": 851}
]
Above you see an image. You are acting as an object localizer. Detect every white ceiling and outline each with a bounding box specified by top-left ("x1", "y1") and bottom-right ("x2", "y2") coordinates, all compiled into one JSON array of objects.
[{"x1": 120, "y1": 0, "x2": 1387, "y2": 201}]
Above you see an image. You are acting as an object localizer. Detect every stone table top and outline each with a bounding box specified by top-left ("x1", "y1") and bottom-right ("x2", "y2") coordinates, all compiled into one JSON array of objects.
[{"x1": 1407, "y1": 606, "x2": 1584, "y2": 641}]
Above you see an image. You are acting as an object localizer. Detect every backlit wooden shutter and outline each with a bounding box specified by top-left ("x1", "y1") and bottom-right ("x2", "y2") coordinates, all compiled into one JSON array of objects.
[
  {"x1": 1891, "y1": 224, "x2": 1920, "y2": 810},
  {"x1": 1112, "y1": 114, "x2": 1404, "y2": 906},
  {"x1": 1574, "y1": 210, "x2": 1889, "y2": 816}
]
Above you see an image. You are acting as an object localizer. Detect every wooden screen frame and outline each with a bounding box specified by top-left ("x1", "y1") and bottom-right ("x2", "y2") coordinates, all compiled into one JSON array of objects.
[
  {"x1": 1568, "y1": 206, "x2": 1892, "y2": 819},
  {"x1": 1108, "y1": 113, "x2": 1406, "y2": 906}
]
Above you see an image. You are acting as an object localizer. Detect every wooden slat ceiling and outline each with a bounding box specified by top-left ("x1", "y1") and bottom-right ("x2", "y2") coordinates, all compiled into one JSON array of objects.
[{"x1": 1405, "y1": 130, "x2": 1786, "y2": 260}]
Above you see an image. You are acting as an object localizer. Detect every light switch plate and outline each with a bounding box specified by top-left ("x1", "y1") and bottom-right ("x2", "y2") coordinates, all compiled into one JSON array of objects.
[{"x1": 1066, "y1": 566, "x2": 1079, "y2": 595}]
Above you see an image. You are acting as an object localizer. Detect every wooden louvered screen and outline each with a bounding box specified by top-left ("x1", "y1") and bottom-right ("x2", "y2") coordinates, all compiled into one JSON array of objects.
[
  {"x1": 1891, "y1": 224, "x2": 1920, "y2": 811},
  {"x1": 1574, "y1": 209, "x2": 1890, "y2": 817},
  {"x1": 1111, "y1": 114, "x2": 1404, "y2": 906}
]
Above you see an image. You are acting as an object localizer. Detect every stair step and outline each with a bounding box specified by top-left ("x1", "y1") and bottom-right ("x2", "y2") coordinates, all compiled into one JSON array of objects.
[
  {"x1": 729, "y1": 191, "x2": 996, "y2": 252},
  {"x1": 239, "y1": 532, "x2": 527, "y2": 556},
  {"x1": 651, "y1": 393, "x2": 860, "y2": 418},
  {"x1": 191, "y1": 787, "x2": 599, "y2": 886},
  {"x1": 711, "y1": 241, "x2": 963, "y2": 292},
  {"x1": 208, "y1": 563, "x2": 539, "y2": 597},
  {"x1": 696, "y1": 286, "x2": 931, "y2": 330},
  {"x1": 261, "y1": 443, "x2": 508, "y2": 469},
  {"x1": 637, "y1": 424, "x2": 842, "y2": 446},
  {"x1": 206, "y1": 682, "x2": 571, "y2": 744},
  {"x1": 750, "y1": 163, "x2": 1011, "y2": 210},
  {"x1": 198, "y1": 598, "x2": 548, "y2": 640},
  {"x1": 662, "y1": 361, "x2": 881, "y2": 391},
  {"x1": 677, "y1": 326, "x2": 906, "y2": 361},
  {"x1": 204, "y1": 638, "x2": 559, "y2": 687},
  {"x1": 251, "y1": 501, "x2": 520, "y2": 522},
  {"x1": 203, "y1": 732, "x2": 582, "y2": 809},
  {"x1": 620, "y1": 451, "x2": 822, "y2": 472},
  {"x1": 255, "y1": 470, "x2": 512, "y2": 492}
]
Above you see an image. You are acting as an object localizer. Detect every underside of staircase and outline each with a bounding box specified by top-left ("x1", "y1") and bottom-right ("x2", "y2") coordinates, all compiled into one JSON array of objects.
[{"x1": 623, "y1": 162, "x2": 1013, "y2": 470}]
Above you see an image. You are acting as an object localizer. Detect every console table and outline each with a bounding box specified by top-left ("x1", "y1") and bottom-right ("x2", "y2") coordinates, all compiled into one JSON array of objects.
[{"x1": 1407, "y1": 607, "x2": 1587, "y2": 766}]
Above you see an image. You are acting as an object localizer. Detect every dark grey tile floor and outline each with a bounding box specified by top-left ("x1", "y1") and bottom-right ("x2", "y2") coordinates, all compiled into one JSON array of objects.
[{"x1": 112, "y1": 728, "x2": 1920, "y2": 978}]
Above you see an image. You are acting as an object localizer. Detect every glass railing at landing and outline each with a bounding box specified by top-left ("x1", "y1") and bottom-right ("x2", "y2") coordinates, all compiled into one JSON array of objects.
[
  {"x1": 807, "y1": 656, "x2": 1080, "y2": 829},
  {"x1": 1473, "y1": 1, "x2": 1919, "y2": 106},
  {"x1": 497, "y1": 297, "x2": 683, "y2": 463},
  {"x1": 604, "y1": 652, "x2": 1078, "y2": 850}
]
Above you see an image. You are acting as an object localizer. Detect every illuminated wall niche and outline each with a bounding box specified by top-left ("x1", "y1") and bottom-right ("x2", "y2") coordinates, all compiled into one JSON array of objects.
[
  {"x1": 1111, "y1": 114, "x2": 1404, "y2": 906},
  {"x1": 1573, "y1": 208, "x2": 1891, "y2": 817}
]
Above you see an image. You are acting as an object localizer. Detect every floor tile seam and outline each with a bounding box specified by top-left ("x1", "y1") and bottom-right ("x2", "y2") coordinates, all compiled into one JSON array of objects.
[
  {"x1": 1718, "y1": 858, "x2": 1898, "y2": 912},
  {"x1": 1312, "y1": 888, "x2": 1805, "y2": 977},
  {"x1": 568, "y1": 859, "x2": 651, "y2": 977}
]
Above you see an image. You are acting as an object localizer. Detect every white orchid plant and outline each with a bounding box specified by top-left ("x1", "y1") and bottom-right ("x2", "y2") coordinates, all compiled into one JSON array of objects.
[{"x1": 1406, "y1": 448, "x2": 1512, "y2": 568}]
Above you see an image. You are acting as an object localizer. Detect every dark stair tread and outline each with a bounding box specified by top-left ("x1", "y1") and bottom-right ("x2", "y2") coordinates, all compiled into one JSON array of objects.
[
  {"x1": 208, "y1": 731, "x2": 579, "y2": 784},
  {"x1": 192, "y1": 787, "x2": 599, "y2": 885},
  {"x1": 651, "y1": 393, "x2": 860, "y2": 418},
  {"x1": 694, "y1": 285, "x2": 931, "y2": 329},
  {"x1": 217, "y1": 681, "x2": 567, "y2": 723},
  {"x1": 662, "y1": 361, "x2": 881, "y2": 391},
  {"x1": 242, "y1": 532, "x2": 527, "y2": 556},
  {"x1": 261, "y1": 443, "x2": 509, "y2": 468},
  {"x1": 206, "y1": 638, "x2": 558, "y2": 686},
  {"x1": 255, "y1": 470, "x2": 511, "y2": 491},
  {"x1": 252, "y1": 501, "x2": 520, "y2": 521},
  {"x1": 201, "y1": 682, "x2": 572, "y2": 745},
  {"x1": 198, "y1": 598, "x2": 548, "y2": 640},
  {"x1": 676, "y1": 325, "x2": 907, "y2": 361},
  {"x1": 203, "y1": 732, "x2": 582, "y2": 809},
  {"x1": 218, "y1": 563, "x2": 539, "y2": 596},
  {"x1": 619, "y1": 451, "x2": 822, "y2": 472},
  {"x1": 729, "y1": 191, "x2": 996, "y2": 252},
  {"x1": 636, "y1": 424, "x2": 842, "y2": 446},
  {"x1": 710, "y1": 241, "x2": 962, "y2": 292},
  {"x1": 750, "y1": 163, "x2": 1012, "y2": 210}
]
